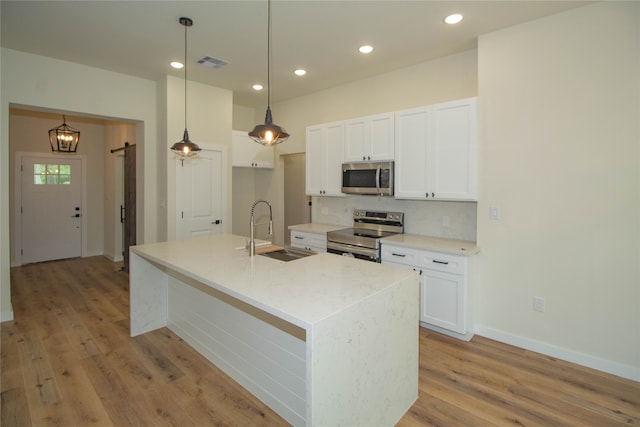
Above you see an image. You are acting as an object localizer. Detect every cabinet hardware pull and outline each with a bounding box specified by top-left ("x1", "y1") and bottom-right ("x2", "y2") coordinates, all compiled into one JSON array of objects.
[
  {"x1": 392, "y1": 253, "x2": 406, "y2": 257},
  {"x1": 433, "y1": 260, "x2": 448, "y2": 265},
  {"x1": 295, "y1": 236, "x2": 303, "y2": 239}
]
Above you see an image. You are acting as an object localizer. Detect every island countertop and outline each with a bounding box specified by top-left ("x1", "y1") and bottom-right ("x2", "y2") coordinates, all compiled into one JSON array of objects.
[{"x1": 130, "y1": 234, "x2": 416, "y2": 329}]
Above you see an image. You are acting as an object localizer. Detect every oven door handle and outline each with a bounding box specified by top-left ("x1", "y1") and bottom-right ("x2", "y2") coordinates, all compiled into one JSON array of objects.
[{"x1": 327, "y1": 241, "x2": 378, "y2": 258}]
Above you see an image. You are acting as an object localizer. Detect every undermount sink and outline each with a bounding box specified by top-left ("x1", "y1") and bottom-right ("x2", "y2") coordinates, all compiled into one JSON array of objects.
[{"x1": 259, "y1": 247, "x2": 316, "y2": 262}]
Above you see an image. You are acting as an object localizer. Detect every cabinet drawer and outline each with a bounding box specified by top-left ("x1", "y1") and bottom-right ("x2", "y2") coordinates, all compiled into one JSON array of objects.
[
  {"x1": 290, "y1": 231, "x2": 327, "y2": 251},
  {"x1": 381, "y1": 244, "x2": 465, "y2": 274}
]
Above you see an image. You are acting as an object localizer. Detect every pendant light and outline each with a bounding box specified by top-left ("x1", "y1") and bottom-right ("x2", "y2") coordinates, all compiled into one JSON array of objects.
[
  {"x1": 170, "y1": 17, "x2": 201, "y2": 158},
  {"x1": 249, "y1": 0, "x2": 289, "y2": 146},
  {"x1": 48, "y1": 115, "x2": 80, "y2": 152}
]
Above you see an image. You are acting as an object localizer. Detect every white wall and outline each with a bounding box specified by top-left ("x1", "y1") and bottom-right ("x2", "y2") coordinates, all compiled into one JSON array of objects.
[
  {"x1": 476, "y1": 2, "x2": 639, "y2": 380},
  {"x1": 164, "y1": 75, "x2": 233, "y2": 241},
  {"x1": 1, "y1": 48, "x2": 158, "y2": 321}
]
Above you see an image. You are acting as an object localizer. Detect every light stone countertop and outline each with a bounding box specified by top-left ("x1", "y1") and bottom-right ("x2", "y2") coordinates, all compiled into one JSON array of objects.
[
  {"x1": 381, "y1": 233, "x2": 480, "y2": 256},
  {"x1": 130, "y1": 234, "x2": 416, "y2": 329},
  {"x1": 287, "y1": 222, "x2": 346, "y2": 234}
]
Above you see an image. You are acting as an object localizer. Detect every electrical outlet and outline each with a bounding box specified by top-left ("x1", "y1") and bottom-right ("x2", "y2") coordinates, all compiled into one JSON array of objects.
[
  {"x1": 442, "y1": 215, "x2": 450, "y2": 227},
  {"x1": 533, "y1": 296, "x2": 546, "y2": 313}
]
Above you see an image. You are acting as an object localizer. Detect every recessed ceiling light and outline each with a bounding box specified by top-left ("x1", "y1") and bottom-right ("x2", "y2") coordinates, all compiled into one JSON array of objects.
[
  {"x1": 294, "y1": 69, "x2": 307, "y2": 76},
  {"x1": 358, "y1": 45, "x2": 374, "y2": 54},
  {"x1": 170, "y1": 61, "x2": 184, "y2": 69},
  {"x1": 445, "y1": 14, "x2": 463, "y2": 25},
  {"x1": 252, "y1": 84, "x2": 263, "y2": 91}
]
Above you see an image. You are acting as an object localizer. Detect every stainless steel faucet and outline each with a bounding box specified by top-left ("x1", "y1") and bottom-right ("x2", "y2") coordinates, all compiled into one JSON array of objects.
[{"x1": 249, "y1": 199, "x2": 273, "y2": 256}]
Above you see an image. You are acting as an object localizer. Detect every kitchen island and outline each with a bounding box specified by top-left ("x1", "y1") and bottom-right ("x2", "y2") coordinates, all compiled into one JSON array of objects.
[{"x1": 130, "y1": 234, "x2": 419, "y2": 427}]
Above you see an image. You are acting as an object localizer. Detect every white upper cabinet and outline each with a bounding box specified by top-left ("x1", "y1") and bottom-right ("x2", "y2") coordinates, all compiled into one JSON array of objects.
[
  {"x1": 394, "y1": 97, "x2": 477, "y2": 201},
  {"x1": 306, "y1": 122, "x2": 345, "y2": 197},
  {"x1": 394, "y1": 106, "x2": 432, "y2": 199},
  {"x1": 232, "y1": 130, "x2": 275, "y2": 169},
  {"x1": 344, "y1": 113, "x2": 394, "y2": 162}
]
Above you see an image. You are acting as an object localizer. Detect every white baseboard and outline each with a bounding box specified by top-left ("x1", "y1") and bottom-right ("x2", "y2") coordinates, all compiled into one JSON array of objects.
[
  {"x1": 103, "y1": 252, "x2": 123, "y2": 262},
  {"x1": 475, "y1": 325, "x2": 640, "y2": 382},
  {"x1": 84, "y1": 250, "x2": 104, "y2": 258},
  {"x1": 1, "y1": 307, "x2": 14, "y2": 322}
]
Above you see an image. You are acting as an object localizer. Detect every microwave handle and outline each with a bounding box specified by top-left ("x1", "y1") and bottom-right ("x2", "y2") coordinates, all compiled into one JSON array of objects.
[{"x1": 376, "y1": 166, "x2": 381, "y2": 194}]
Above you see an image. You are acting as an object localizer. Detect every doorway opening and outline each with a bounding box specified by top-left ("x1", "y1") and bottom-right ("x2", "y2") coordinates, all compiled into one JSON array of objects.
[{"x1": 283, "y1": 153, "x2": 310, "y2": 245}]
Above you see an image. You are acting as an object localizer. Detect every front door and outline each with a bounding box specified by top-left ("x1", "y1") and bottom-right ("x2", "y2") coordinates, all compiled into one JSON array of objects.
[
  {"x1": 176, "y1": 149, "x2": 223, "y2": 239},
  {"x1": 21, "y1": 155, "x2": 83, "y2": 264}
]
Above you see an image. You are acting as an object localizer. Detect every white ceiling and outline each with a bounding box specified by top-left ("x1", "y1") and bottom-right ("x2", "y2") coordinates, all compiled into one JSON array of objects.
[{"x1": 1, "y1": 1, "x2": 591, "y2": 108}]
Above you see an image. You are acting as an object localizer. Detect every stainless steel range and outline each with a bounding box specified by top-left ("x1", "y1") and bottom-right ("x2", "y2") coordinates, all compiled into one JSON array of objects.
[{"x1": 327, "y1": 209, "x2": 404, "y2": 262}]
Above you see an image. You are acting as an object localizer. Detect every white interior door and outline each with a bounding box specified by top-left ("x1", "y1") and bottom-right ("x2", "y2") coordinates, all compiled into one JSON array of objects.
[
  {"x1": 176, "y1": 149, "x2": 223, "y2": 239},
  {"x1": 21, "y1": 155, "x2": 83, "y2": 264}
]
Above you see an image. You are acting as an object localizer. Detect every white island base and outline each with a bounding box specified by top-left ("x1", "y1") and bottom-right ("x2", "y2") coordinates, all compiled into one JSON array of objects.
[{"x1": 130, "y1": 234, "x2": 419, "y2": 426}]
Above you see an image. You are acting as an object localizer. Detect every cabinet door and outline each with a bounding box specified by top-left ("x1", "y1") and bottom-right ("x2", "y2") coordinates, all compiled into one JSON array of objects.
[
  {"x1": 305, "y1": 126, "x2": 325, "y2": 196},
  {"x1": 421, "y1": 269, "x2": 465, "y2": 333},
  {"x1": 368, "y1": 113, "x2": 394, "y2": 161},
  {"x1": 344, "y1": 118, "x2": 367, "y2": 162},
  {"x1": 344, "y1": 114, "x2": 394, "y2": 162},
  {"x1": 394, "y1": 107, "x2": 431, "y2": 199},
  {"x1": 305, "y1": 122, "x2": 345, "y2": 197},
  {"x1": 431, "y1": 98, "x2": 477, "y2": 200},
  {"x1": 232, "y1": 131, "x2": 274, "y2": 168}
]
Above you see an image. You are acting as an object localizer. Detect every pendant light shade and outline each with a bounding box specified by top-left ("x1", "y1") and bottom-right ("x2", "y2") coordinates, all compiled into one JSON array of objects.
[
  {"x1": 49, "y1": 115, "x2": 80, "y2": 152},
  {"x1": 170, "y1": 17, "x2": 201, "y2": 158},
  {"x1": 249, "y1": 0, "x2": 289, "y2": 146}
]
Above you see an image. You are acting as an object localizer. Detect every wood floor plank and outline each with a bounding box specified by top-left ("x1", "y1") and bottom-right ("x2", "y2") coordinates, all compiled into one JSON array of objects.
[{"x1": 2, "y1": 256, "x2": 639, "y2": 426}]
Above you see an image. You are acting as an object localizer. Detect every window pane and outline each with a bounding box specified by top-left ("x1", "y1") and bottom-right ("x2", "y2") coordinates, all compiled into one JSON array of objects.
[
  {"x1": 47, "y1": 175, "x2": 59, "y2": 184},
  {"x1": 47, "y1": 164, "x2": 59, "y2": 174},
  {"x1": 59, "y1": 175, "x2": 71, "y2": 185},
  {"x1": 33, "y1": 164, "x2": 46, "y2": 174},
  {"x1": 59, "y1": 164, "x2": 71, "y2": 174},
  {"x1": 34, "y1": 175, "x2": 46, "y2": 185}
]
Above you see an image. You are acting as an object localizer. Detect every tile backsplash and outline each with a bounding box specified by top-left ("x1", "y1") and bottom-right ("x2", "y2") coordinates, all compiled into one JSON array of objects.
[{"x1": 312, "y1": 196, "x2": 477, "y2": 242}]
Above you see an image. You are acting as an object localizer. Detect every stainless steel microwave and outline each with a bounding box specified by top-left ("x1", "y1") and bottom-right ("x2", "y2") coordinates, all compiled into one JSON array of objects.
[{"x1": 342, "y1": 161, "x2": 394, "y2": 196}]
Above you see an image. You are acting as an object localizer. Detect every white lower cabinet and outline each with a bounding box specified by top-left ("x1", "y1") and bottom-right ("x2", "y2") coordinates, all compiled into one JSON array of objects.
[
  {"x1": 290, "y1": 230, "x2": 327, "y2": 252},
  {"x1": 381, "y1": 243, "x2": 475, "y2": 340}
]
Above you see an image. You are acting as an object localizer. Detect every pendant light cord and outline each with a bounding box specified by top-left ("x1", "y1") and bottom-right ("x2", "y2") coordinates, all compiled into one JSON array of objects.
[
  {"x1": 184, "y1": 20, "x2": 188, "y2": 130},
  {"x1": 267, "y1": 0, "x2": 272, "y2": 109}
]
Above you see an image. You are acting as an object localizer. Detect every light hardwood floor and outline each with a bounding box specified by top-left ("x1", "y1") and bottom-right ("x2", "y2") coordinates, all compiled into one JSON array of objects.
[{"x1": 2, "y1": 256, "x2": 639, "y2": 426}]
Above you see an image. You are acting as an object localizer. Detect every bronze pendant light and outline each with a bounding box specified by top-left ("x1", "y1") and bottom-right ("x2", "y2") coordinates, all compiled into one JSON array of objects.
[
  {"x1": 249, "y1": 0, "x2": 289, "y2": 146},
  {"x1": 170, "y1": 17, "x2": 201, "y2": 158},
  {"x1": 49, "y1": 115, "x2": 80, "y2": 152}
]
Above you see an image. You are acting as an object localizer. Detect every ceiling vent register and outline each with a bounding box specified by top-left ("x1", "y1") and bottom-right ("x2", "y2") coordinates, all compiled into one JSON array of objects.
[{"x1": 197, "y1": 56, "x2": 229, "y2": 68}]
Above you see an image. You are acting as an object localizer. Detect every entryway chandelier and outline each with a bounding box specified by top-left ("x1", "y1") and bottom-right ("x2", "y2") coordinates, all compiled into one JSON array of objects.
[
  {"x1": 249, "y1": 0, "x2": 289, "y2": 146},
  {"x1": 48, "y1": 115, "x2": 80, "y2": 153},
  {"x1": 170, "y1": 16, "x2": 201, "y2": 158}
]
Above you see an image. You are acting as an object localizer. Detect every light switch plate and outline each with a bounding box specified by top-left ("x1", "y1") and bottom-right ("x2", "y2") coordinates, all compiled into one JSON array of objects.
[{"x1": 490, "y1": 206, "x2": 501, "y2": 220}]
